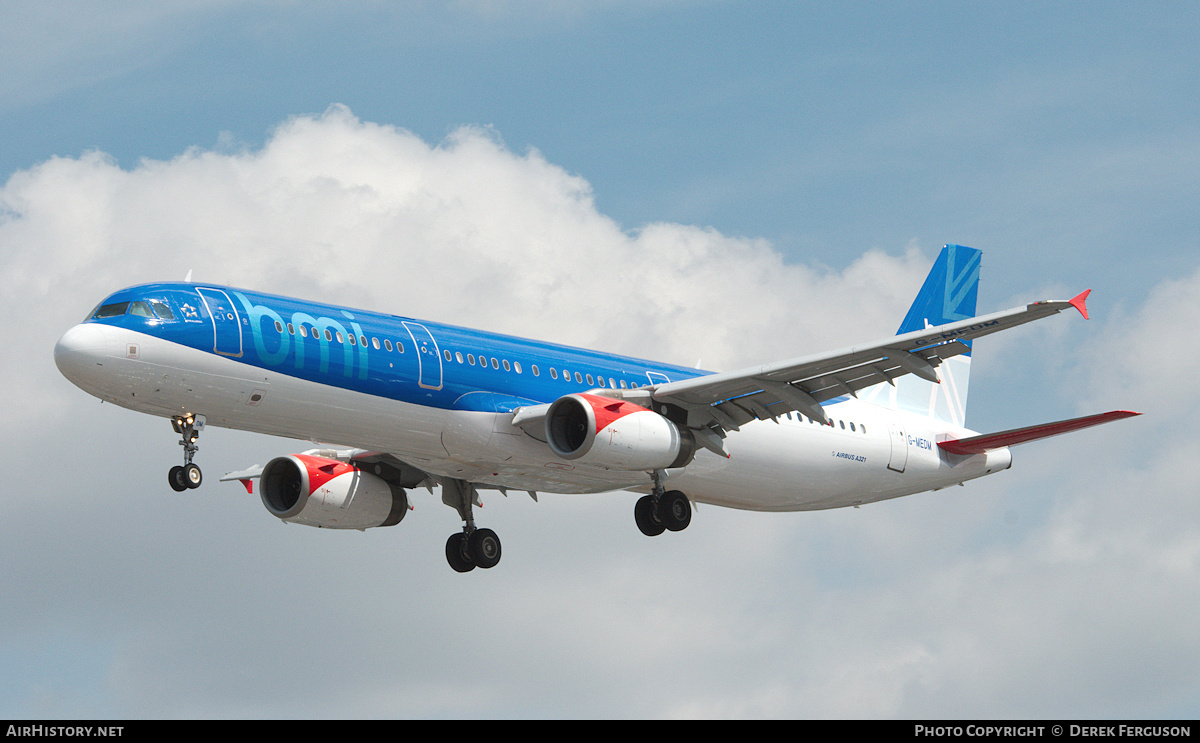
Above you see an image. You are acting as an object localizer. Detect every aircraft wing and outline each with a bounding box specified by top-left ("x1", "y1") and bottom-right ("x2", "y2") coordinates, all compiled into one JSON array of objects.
[
  {"x1": 219, "y1": 463, "x2": 265, "y2": 492},
  {"x1": 646, "y1": 292, "x2": 1093, "y2": 437}
]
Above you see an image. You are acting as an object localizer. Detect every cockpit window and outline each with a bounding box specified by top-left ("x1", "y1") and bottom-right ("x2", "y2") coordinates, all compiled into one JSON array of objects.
[
  {"x1": 89, "y1": 298, "x2": 178, "y2": 321},
  {"x1": 92, "y1": 302, "x2": 129, "y2": 319}
]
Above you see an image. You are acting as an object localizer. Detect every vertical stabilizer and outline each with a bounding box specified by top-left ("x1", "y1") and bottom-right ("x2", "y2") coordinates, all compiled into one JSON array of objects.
[
  {"x1": 864, "y1": 244, "x2": 981, "y2": 427},
  {"x1": 897, "y1": 244, "x2": 981, "y2": 336}
]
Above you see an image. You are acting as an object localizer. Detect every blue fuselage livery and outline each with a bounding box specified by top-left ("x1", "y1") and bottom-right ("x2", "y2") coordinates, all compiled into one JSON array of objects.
[
  {"x1": 86, "y1": 282, "x2": 708, "y2": 414},
  {"x1": 55, "y1": 245, "x2": 1137, "y2": 572}
]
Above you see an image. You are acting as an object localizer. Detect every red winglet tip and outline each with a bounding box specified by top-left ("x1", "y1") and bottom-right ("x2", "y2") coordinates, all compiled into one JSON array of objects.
[
  {"x1": 239, "y1": 478, "x2": 254, "y2": 494},
  {"x1": 1068, "y1": 289, "x2": 1091, "y2": 320}
]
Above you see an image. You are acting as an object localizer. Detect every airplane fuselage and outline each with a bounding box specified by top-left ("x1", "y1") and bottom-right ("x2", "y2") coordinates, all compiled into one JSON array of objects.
[{"x1": 55, "y1": 282, "x2": 1010, "y2": 513}]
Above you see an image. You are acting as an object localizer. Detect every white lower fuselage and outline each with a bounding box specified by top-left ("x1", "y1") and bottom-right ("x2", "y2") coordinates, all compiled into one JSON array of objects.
[{"x1": 58, "y1": 321, "x2": 1013, "y2": 513}]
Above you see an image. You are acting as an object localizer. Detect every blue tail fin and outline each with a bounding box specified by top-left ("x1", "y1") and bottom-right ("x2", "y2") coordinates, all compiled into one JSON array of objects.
[
  {"x1": 865, "y1": 244, "x2": 981, "y2": 427},
  {"x1": 896, "y1": 243, "x2": 981, "y2": 338}
]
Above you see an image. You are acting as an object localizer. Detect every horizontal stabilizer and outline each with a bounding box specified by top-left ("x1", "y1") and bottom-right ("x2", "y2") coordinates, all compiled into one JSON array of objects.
[{"x1": 938, "y1": 410, "x2": 1140, "y2": 455}]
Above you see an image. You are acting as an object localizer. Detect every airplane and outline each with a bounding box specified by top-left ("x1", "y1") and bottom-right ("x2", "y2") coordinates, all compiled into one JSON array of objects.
[{"x1": 54, "y1": 244, "x2": 1138, "y2": 572}]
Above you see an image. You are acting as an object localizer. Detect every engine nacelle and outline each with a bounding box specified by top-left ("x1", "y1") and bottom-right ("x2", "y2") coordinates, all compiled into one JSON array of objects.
[
  {"x1": 259, "y1": 454, "x2": 407, "y2": 529},
  {"x1": 545, "y1": 393, "x2": 695, "y2": 470}
]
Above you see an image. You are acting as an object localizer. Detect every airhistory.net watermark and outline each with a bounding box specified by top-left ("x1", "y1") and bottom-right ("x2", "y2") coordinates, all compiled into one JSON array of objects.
[{"x1": 5, "y1": 727, "x2": 123, "y2": 738}]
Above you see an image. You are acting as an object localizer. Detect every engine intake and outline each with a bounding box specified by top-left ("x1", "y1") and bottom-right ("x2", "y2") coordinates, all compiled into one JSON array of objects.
[
  {"x1": 260, "y1": 454, "x2": 407, "y2": 529},
  {"x1": 545, "y1": 393, "x2": 695, "y2": 470}
]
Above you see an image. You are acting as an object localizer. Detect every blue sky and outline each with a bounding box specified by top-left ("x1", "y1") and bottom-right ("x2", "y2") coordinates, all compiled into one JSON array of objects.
[
  {"x1": 2, "y1": 1, "x2": 1199, "y2": 719},
  {"x1": 7, "y1": 0, "x2": 1197, "y2": 299}
]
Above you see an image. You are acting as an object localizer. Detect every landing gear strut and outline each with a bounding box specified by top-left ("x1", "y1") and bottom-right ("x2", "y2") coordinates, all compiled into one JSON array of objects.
[
  {"x1": 168, "y1": 413, "x2": 205, "y2": 492},
  {"x1": 635, "y1": 470, "x2": 692, "y2": 536},
  {"x1": 442, "y1": 479, "x2": 502, "y2": 572}
]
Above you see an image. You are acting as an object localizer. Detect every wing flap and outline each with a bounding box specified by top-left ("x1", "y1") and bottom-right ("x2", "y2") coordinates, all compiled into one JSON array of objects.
[{"x1": 938, "y1": 410, "x2": 1140, "y2": 455}]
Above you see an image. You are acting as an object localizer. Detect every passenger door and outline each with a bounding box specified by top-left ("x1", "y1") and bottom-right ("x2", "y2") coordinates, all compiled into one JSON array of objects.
[
  {"x1": 887, "y1": 421, "x2": 908, "y2": 473},
  {"x1": 195, "y1": 288, "x2": 243, "y2": 357},
  {"x1": 403, "y1": 321, "x2": 443, "y2": 390}
]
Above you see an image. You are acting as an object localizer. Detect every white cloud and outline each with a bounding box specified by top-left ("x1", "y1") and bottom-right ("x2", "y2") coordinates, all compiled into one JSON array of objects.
[
  {"x1": 2, "y1": 107, "x2": 1196, "y2": 718},
  {"x1": 1078, "y1": 261, "x2": 1200, "y2": 422},
  {"x1": 3, "y1": 105, "x2": 930, "y2": 412}
]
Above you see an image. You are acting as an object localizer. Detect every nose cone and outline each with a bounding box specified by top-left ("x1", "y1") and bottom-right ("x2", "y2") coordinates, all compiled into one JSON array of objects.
[{"x1": 54, "y1": 323, "x2": 110, "y2": 389}]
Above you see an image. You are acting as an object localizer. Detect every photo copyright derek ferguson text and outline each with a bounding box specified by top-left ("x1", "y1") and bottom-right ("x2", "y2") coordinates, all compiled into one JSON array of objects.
[{"x1": 914, "y1": 727, "x2": 1191, "y2": 739}]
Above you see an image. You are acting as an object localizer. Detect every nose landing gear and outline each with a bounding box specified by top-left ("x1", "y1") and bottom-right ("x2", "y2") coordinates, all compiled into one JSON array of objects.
[{"x1": 168, "y1": 414, "x2": 205, "y2": 492}]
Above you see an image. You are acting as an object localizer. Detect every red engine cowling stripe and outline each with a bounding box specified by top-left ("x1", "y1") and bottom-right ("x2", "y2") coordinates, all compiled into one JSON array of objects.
[
  {"x1": 576, "y1": 393, "x2": 653, "y2": 434},
  {"x1": 293, "y1": 454, "x2": 354, "y2": 493}
]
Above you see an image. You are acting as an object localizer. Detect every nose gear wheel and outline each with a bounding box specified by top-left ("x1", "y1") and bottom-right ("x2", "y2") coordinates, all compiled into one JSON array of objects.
[{"x1": 168, "y1": 414, "x2": 205, "y2": 491}]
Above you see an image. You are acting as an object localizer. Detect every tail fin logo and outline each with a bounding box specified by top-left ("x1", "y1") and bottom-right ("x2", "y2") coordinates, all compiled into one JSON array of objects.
[
  {"x1": 897, "y1": 244, "x2": 981, "y2": 339},
  {"x1": 942, "y1": 245, "x2": 982, "y2": 326}
]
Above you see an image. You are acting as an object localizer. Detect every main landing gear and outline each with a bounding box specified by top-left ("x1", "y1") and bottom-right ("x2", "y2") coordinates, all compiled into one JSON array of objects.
[
  {"x1": 442, "y1": 479, "x2": 502, "y2": 573},
  {"x1": 168, "y1": 413, "x2": 205, "y2": 492},
  {"x1": 635, "y1": 471, "x2": 692, "y2": 536}
]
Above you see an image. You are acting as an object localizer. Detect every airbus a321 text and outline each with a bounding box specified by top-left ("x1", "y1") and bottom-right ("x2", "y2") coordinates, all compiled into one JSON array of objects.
[{"x1": 55, "y1": 245, "x2": 1138, "y2": 571}]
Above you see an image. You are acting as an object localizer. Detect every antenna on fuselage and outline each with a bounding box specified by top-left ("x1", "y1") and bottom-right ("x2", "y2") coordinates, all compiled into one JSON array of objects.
[{"x1": 184, "y1": 269, "x2": 193, "y2": 283}]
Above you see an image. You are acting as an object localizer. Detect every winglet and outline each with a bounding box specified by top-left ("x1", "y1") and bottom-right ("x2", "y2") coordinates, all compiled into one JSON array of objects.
[{"x1": 1068, "y1": 289, "x2": 1091, "y2": 320}]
